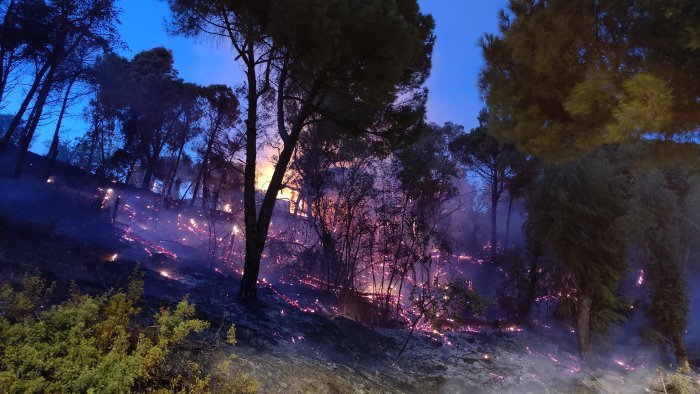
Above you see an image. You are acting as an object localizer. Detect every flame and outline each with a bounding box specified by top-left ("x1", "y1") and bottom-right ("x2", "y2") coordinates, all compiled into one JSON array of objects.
[{"x1": 256, "y1": 162, "x2": 294, "y2": 200}]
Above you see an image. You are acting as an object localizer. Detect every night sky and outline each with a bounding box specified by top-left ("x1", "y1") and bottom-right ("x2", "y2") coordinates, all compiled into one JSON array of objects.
[{"x1": 28, "y1": 0, "x2": 509, "y2": 152}]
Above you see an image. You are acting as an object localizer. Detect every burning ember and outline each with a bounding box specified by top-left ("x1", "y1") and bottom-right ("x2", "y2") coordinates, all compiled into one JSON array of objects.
[{"x1": 636, "y1": 269, "x2": 645, "y2": 287}]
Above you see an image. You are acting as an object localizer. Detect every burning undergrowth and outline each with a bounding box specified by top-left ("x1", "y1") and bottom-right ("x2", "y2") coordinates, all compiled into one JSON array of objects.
[{"x1": 0, "y1": 173, "x2": 699, "y2": 393}]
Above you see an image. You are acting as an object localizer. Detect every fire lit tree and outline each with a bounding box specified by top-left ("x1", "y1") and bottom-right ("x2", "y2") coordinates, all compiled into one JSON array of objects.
[
  {"x1": 168, "y1": 0, "x2": 435, "y2": 302},
  {"x1": 289, "y1": 121, "x2": 460, "y2": 323}
]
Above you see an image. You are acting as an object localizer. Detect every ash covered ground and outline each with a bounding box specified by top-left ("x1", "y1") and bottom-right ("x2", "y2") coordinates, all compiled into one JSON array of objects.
[{"x1": 0, "y1": 159, "x2": 698, "y2": 393}]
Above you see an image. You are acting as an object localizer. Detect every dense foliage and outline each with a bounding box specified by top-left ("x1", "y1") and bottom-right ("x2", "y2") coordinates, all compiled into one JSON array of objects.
[{"x1": 0, "y1": 272, "x2": 259, "y2": 393}]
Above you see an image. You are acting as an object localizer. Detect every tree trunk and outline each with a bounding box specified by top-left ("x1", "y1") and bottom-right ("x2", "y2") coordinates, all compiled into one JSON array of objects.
[
  {"x1": 213, "y1": 168, "x2": 227, "y2": 210},
  {"x1": 240, "y1": 233, "x2": 264, "y2": 300},
  {"x1": 577, "y1": 293, "x2": 593, "y2": 357},
  {"x1": 124, "y1": 159, "x2": 136, "y2": 185},
  {"x1": 201, "y1": 169, "x2": 209, "y2": 209},
  {"x1": 15, "y1": 67, "x2": 55, "y2": 177},
  {"x1": 239, "y1": 48, "x2": 262, "y2": 302},
  {"x1": 191, "y1": 123, "x2": 219, "y2": 207},
  {"x1": 0, "y1": 62, "x2": 51, "y2": 151},
  {"x1": 520, "y1": 251, "x2": 539, "y2": 321},
  {"x1": 166, "y1": 143, "x2": 185, "y2": 198},
  {"x1": 490, "y1": 187, "x2": 498, "y2": 262},
  {"x1": 504, "y1": 194, "x2": 514, "y2": 251},
  {"x1": 238, "y1": 39, "x2": 317, "y2": 301},
  {"x1": 86, "y1": 114, "x2": 100, "y2": 171},
  {"x1": 673, "y1": 333, "x2": 691, "y2": 373},
  {"x1": 141, "y1": 145, "x2": 163, "y2": 190},
  {"x1": 0, "y1": 1, "x2": 17, "y2": 106},
  {"x1": 45, "y1": 77, "x2": 75, "y2": 178},
  {"x1": 190, "y1": 166, "x2": 202, "y2": 206}
]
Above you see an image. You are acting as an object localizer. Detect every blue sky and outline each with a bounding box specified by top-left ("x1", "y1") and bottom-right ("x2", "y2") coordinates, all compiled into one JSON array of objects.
[{"x1": 27, "y1": 0, "x2": 508, "y2": 152}]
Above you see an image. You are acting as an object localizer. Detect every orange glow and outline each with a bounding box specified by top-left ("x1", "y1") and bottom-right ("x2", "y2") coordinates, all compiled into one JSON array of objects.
[{"x1": 256, "y1": 161, "x2": 294, "y2": 201}]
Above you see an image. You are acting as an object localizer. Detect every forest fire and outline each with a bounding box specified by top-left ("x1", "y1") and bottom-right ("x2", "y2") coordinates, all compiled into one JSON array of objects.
[{"x1": 0, "y1": 0, "x2": 699, "y2": 392}]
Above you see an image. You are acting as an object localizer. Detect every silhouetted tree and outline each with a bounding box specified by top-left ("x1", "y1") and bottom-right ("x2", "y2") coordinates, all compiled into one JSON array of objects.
[
  {"x1": 169, "y1": 0, "x2": 435, "y2": 301},
  {"x1": 0, "y1": 0, "x2": 120, "y2": 177},
  {"x1": 480, "y1": 0, "x2": 700, "y2": 161},
  {"x1": 527, "y1": 152, "x2": 630, "y2": 357},
  {"x1": 190, "y1": 84, "x2": 238, "y2": 207},
  {"x1": 449, "y1": 113, "x2": 522, "y2": 261}
]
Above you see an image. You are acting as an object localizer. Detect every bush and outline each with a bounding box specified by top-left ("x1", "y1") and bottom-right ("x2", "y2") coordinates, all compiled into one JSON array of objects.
[{"x1": 0, "y1": 271, "x2": 259, "y2": 393}]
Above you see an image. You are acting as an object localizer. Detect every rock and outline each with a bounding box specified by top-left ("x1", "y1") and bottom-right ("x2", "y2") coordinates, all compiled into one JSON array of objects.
[{"x1": 572, "y1": 377, "x2": 602, "y2": 394}]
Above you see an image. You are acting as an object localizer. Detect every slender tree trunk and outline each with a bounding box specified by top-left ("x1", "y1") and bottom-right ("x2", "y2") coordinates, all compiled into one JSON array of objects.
[
  {"x1": 86, "y1": 112, "x2": 100, "y2": 171},
  {"x1": 0, "y1": 52, "x2": 13, "y2": 107},
  {"x1": 0, "y1": 1, "x2": 17, "y2": 106},
  {"x1": 520, "y1": 250, "x2": 540, "y2": 321},
  {"x1": 166, "y1": 143, "x2": 185, "y2": 198},
  {"x1": 45, "y1": 77, "x2": 75, "y2": 178},
  {"x1": 191, "y1": 123, "x2": 219, "y2": 207},
  {"x1": 124, "y1": 159, "x2": 136, "y2": 185},
  {"x1": 15, "y1": 68, "x2": 55, "y2": 177},
  {"x1": 190, "y1": 164, "x2": 204, "y2": 206},
  {"x1": 202, "y1": 169, "x2": 210, "y2": 209},
  {"x1": 0, "y1": 62, "x2": 51, "y2": 151},
  {"x1": 141, "y1": 156, "x2": 154, "y2": 190},
  {"x1": 577, "y1": 293, "x2": 593, "y2": 357},
  {"x1": 504, "y1": 194, "x2": 514, "y2": 251},
  {"x1": 673, "y1": 333, "x2": 691, "y2": 373},
  {"x1": 213, "y1": 168, "x2": 227, "y2": 210},
  {"x1": 141, "y1": 144, "x2": 163, "y2": 190},
  {"x1": 490, "y1": 183, "x2": 498, "y2": 262},
  {"x1": 239, "y1": 51, "x2": 262, "y2": 302}
]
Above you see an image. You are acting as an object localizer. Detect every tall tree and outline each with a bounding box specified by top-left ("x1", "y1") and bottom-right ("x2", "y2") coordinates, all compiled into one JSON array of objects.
[
  {"x1": 630, "y1": 161, "x2": 700, "y2": 373},
  {"x1": 169, "y1": 0, "x2": 435, "y2": 301},
  {"x1": 480, "y1": 0, "x2": 700, "y2": 161},
  {"x1": 527, "y1": 152, "x2": 630, "y2": 357},
  {"x1": 163, "y1": 82, "x2": 203, "y2": 200},
  {"x1": 45, "y1": 46, "x2": 96, "y2": 178},
  {"x1": 0, "y1": 0, "x2": 27, "y2": 108},
  {"x1": 449, "y1": 113, "x2": 522, "y2": 261},
  {"x1": 1, "y1": 0, "x2": 119, "y2": 175},
  {"x1": 189, "y1": 84, "x2": 238, "y2": 207},
  {"x1": 95, "y1": 48, "x2": 185, "y2": 189}
]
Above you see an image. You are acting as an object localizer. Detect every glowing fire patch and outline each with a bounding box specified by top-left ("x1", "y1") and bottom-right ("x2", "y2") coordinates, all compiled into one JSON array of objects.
[{"x1": 256, "y1": 162, "x2": 294, "y2": 201}]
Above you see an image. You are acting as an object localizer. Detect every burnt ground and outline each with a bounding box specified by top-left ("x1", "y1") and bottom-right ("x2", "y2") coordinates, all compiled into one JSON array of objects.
[{"x1": 0, "y1": 152, "x2": 699, "y2": 393}]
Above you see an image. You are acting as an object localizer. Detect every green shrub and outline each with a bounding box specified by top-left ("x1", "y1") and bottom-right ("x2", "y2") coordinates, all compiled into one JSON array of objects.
[{"x1": 0, "y1": 271, "x2": 259, "y2": 393}]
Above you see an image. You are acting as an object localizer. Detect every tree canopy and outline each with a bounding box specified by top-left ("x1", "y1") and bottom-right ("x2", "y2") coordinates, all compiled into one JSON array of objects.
[{"x1": 481, "y1": 0, "x2": 700, "y2": 161}]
